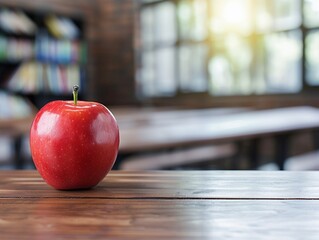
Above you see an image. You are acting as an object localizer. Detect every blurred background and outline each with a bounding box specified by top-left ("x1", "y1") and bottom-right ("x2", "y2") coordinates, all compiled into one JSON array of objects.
[{"x1": 0, "y1": 0, "x2": 319, "y2": 171}]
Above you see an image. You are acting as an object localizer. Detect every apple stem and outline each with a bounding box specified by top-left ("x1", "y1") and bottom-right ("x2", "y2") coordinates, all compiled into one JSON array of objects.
[{"x1": 73, "y1": 85, "x2": 79, "y2": 105}]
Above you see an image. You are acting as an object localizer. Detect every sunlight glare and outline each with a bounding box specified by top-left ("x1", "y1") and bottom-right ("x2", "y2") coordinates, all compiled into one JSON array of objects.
[{"x1": 211, "y1": 0, "x2": 252, "y2": 35}]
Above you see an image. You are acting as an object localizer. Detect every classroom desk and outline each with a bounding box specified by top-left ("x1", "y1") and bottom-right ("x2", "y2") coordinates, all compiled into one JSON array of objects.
[
  {"x1": 1, "y1": 170, "x2": 319, "y2": 239},
  {"x1": 118, "y1": 106, "x2": 319, "y2": 170},
  {"x1": 0, "y1": 117, "x2": 34, "y2": 169}
]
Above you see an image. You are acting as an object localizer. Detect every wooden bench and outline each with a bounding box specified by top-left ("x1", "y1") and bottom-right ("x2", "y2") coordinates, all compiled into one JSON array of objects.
[
  {"x1": 119, "y1": 106, "x2": 319, "y2": 170},
  {"x1": 119, "y1": 143, "x2": 236, "y2": 170},
  {"x1": 0, "y1": 93, "x2": 37, "y2": 169},
  {"x1": 285, "y1": 150, "x2": 319, "y2": 170}
]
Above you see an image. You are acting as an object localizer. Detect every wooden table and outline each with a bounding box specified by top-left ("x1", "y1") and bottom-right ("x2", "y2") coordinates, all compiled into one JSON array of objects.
[
  {"x1": 1, "y1": 170, "x2": 319, "y2": 239},
  {"x1": 0, "y1": 95, "x2": 36, "y2": 169},
  {"x1": 118, "y1": 106, "x2": 319, "y2": 170},
  {"x1": 0, "y1": 117, "x2": 34, "y2": 169},
  {"x1": 115, "y1": 107, "x2": 249, "y2": 170}
]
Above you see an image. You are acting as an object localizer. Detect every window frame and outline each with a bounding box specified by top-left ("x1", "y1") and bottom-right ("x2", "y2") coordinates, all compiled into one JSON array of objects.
[{"x1": 136, "y1": 0, "x2": 319, "y2": 106}]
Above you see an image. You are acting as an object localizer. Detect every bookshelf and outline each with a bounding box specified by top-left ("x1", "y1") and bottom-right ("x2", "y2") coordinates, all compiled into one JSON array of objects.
[
  {"x1": 0, "y1": 6, "x2": 88, "y2": 169},
  {"x1": 0, "y1": 7, "x2": 87, "y2": 109}
]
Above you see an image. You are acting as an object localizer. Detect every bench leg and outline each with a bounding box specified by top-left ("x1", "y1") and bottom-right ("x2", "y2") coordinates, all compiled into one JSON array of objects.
[
  {"x1": 230, "y1": 141, "x2": 243, "y2": 170},
  {"x1": 113, "y1": 153, "x2": 132, "y2": 170},
  {"x1": 12, "y1": 135, "x2": 24, "y2": 169},
  {"x1": 313, "y1": 129, "x2": 319, "y2": 150},
  {"x1": 274, "y1": 134, "x2": 290, "y2": 171},
  {"x1": 248, "y1": 138, "x2": 261, "y2": 170}
]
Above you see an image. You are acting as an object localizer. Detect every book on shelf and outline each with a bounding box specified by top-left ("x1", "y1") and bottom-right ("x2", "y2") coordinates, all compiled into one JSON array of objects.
[
  {"x1": 0, "y1": 90, "x2": 34, "y2": 119},
  {"x1": 7, "y1": 61, "x2": 82, "y2": 94},
  {"x1": 0, "y1": 9, "x2": 37, "y2": 35},
  {"x1": 35, "y1": 32, "x2": 86, "y2": 64},
  {"x1": 0, "y1": 34, "x2": 86, "y2": 64},
  {"x1": 0, "y1": 7, "x2": 87, "y2": 107},
  {"x1": 0, "y1": 36, "x2": 34, "y2": 62},
  {"x1": 45, "y1": 15, "x2": 79, "y2": 40}
]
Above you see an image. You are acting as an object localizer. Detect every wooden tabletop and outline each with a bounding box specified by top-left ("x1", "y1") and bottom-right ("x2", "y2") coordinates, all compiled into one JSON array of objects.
[
  {"x1": 119, "y1": 106, "x2": 319, "y2": 153},
  {"x1": 1, "y1": 170, "x2": 319, "y2": 239},
  {"x1": 114, "y1": 107, "x2": 248, "y2": 129}
]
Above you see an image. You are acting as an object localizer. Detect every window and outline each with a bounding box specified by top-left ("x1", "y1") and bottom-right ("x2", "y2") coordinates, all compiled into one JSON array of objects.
[{"x1": 137, "y1": 0, "x2": 317, "y2": 98}]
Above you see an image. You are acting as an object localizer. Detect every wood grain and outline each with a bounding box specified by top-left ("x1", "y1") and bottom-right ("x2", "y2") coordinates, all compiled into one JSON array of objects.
[
  {"x1": 119, "y1": 106, "x2": 319, "y2": 153},
  {"x1": 1, "y1": 198, "x2": 319, "y2": 239},
  {"x1": 2, "y1": 170, "x2": 319, "y2": 239},
  {"x1": 120, "y1": 144, "x2": 236, "y2": 170},
  {"x1": 1, "y1": 170, "x2": 319, "y2": 200},
  {"x1": 114, "y1": 107, "x2": 249, "y2": 129}
]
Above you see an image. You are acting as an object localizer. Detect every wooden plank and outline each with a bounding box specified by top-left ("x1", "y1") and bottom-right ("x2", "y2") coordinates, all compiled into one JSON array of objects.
[
  {"x1": 285, "y1": 150, "x2": 319, "y2": 170},
  {"x1": 119, "y1": 106, "x2": 319, "y2": 153},
  {"x1": 2, "y1": 170, "x2": 319, "y2": 199},
  {"x1": 1, "y1": 198, "x2": 319, "y2": 239},
  {"x1": 120, "y1": 144, "x2": 236, "y2": 170},
  {"x1": 114, "y1": 107, "x2": 249, "y2": 129}
]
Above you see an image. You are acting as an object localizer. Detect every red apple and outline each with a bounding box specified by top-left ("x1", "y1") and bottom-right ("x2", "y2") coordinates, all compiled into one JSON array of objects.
[{"x1": 30, "y1": 86, "x2": 119, "y2": 190}]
